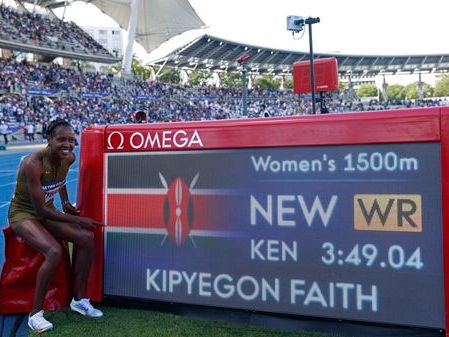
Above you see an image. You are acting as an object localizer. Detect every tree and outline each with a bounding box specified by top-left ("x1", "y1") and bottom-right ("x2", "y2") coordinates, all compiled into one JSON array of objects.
[
  {"x1": 338, "y1": 82, "x2": 348, "y2": 91},
  {"x1": 434, "y1": 74, "x2": 449, "y2": 97},
  {"x1": 104, "y1": 58, "x2": 150, "y2": 78},
  {"x1": 100, "y1": 64, "x2": 116, "y2": 74},
  {"x1": 387, "y1": 84, "x2": 406, "y2": 101},
  {"x1": 357, "y1": 84, "x2": 378, "y2": 97},
  {"x1": 219, "y1": 72, "x2": 241, "y2": 88},
  {"x1": 283, "y1": 76, "x2": 293, "y2": 90},
  {"x1": 423, "y1": 82, "x2": 435, "y2": 98},
  {"x1": 189, "y1": 70, "x2": 212, "y2": 86},
  {"x1": 131, "y1": 58, "x2": 151, "y2": 80},
  {"x1": 110, "y1": 63, "x2": 124, "y2": 76},
  {"x1": 404, "y1": 82, "x2": 434, "y2": 99},
  {"x1": 158, "y1": 67, "x2": 180, "y2": 84},
  {"x1": 254, "y1": 75, "x2": 281, "y2": 89}
]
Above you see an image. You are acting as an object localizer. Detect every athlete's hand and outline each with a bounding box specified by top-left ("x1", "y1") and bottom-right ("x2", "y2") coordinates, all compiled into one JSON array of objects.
[
  {"x1": 77, "y1": 216, "x2": 103, "y2": 230},
  {"x1": 63, "y1": 202, "x2": 80, "y2": 215}
]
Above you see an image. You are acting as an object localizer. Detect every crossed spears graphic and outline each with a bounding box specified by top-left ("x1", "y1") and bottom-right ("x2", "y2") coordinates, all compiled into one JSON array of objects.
[{"x1": 158, "y1": 172, "x2": 199, "y2": 247}]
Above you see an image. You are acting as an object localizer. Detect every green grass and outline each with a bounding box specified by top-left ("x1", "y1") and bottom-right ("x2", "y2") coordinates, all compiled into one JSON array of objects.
[{"x1": 29, "y1": 305, "x2": 336, "y2": 337}]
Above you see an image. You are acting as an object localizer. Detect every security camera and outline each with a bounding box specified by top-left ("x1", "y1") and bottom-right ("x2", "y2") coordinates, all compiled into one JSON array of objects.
[
  {"x1": 287, "y1": 16, "x2": 304, "y2": 33},
  {"x1": 134, "y1": 110, "x2": 147, "y2": 123}
]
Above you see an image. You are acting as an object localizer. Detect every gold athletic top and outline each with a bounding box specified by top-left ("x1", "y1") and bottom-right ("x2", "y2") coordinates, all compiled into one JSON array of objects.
[{"x1": 8, "y1": 146, "x2": 71, "y2": 224}]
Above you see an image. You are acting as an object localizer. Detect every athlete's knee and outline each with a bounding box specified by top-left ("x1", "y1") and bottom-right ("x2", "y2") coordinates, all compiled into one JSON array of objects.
[
  {"x1": 77, "y1": 229, "x2": 95, "y2": 248},
  {"x1": 44, "y1": 244, "x2": 63, "y2": 264}
]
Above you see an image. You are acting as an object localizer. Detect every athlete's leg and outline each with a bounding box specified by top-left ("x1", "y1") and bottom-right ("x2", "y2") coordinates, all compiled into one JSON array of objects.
[
  {"x1": 43, "y1": 220, "x2": 95, "y2": 300},
  {"x1": 12, "y1": 219, "x2": 63, "y2": 315}
]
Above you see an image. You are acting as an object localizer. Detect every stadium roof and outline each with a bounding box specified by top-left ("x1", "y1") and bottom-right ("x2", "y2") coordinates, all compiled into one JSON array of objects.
[
  {"x1": 149, "y1": 35, "x2": 449, "y2": 77},
  {"x1": 86, "y1": 0, "x2": 204, "y2": 53}
]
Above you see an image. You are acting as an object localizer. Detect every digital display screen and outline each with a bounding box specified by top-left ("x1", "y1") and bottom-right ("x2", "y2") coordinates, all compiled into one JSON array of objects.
[{"x1": 103, "y1": 142, "x2": 444, "y2": 329}]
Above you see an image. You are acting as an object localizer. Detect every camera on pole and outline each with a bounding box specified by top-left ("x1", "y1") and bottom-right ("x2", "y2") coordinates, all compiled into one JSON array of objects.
[
  {"x1": 286, "y1": 16, "x2": 305, "y2": 33},
  {"x1": 287, "y1": 15, "x2": 321, "y2": 114}
]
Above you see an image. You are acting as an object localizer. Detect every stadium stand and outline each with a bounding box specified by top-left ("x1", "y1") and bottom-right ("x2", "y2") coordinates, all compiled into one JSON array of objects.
[
  {"x1": 0, "y1": 4, "x2": 118, "y2": 63},
  {"x1": 0, "y1": 57, "x2": 446, "y2": 144}
]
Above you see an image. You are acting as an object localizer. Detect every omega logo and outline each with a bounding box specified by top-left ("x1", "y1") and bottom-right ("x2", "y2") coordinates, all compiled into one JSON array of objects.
[
  {"x1": 106, "y1": 130, "x2": 203, "y2": 151},
  {"x1": 107, "y1": 131, "x2": 125, "y2": 150}
]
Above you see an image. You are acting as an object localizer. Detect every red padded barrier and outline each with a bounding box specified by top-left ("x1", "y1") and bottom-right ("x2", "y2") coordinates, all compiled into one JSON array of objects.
[
  {"x1": 0, "y1": 227, "x2": 71, "y2": 314},
  {"x1": 77, "y1": 126, "x2": 105, "y2": 301}
]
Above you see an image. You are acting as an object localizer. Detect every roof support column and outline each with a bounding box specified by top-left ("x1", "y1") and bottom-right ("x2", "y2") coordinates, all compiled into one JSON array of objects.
[
  {"x1": 381, "y1": 75, "x2": 388, "y2": 102},
  {"x1": 280, "y1": 76, "x2": 285, "y2": 90},
  {"x1": 122, "y1": 0, "x2": 140, "y2": 77},
  {"x1": 61, "y1": 1, "x2": 68, "y2": 20},
  {"x1": 417, "y1": 72, "x2": 424, "y2": 99},
  {"x1": 241, "y1": 64, "x2": 248, "y2": 116},
  {"x1": 347, "y1": 74, "x2": 357, "y2": 101}
]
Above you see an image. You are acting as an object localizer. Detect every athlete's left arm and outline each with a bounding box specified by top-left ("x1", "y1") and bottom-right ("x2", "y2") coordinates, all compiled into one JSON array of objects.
[{"x1": 60, "y1": 154, "x2": 79, "y2": 215}]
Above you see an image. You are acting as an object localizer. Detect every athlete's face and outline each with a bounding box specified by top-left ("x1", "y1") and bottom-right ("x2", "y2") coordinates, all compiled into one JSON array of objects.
[{"x1": 48, "y1": 125, "x2": 76, "y2": 160}]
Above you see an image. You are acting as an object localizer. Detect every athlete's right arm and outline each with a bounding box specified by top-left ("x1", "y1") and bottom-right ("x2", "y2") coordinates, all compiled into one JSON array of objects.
[{"x1": 23, "y1": 156, "x2": 101, "y2": 230}]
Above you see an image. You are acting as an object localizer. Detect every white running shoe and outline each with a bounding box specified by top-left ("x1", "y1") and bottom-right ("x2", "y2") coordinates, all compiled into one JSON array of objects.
[
  {"x1": 28, "y1": 310, "x2": 53, "y2": 333},
  {"x1": 70, "y1": 298, "x2": 103, "y2": 317}
]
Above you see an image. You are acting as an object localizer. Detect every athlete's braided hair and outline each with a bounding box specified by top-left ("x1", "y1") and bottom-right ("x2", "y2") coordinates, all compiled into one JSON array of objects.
[{"x1": 46, "y1": 119, "x2": 73, "y2": 138}]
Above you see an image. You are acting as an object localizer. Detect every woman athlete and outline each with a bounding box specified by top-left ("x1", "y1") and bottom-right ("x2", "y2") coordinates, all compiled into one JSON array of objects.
[{"x1": 7, "y1": 119, "x2": 102, "y2": 333}]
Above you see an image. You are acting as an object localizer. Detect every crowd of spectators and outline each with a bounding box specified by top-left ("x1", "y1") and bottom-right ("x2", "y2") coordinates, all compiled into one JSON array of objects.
[
  {"x1": 0, "y1": 4, "x2": 113, "y2": 58},
  {"x1": 321, "y1": 90, "x2": 444, "y2": 113},
  {"x1": 0, "y1": 57, "x2": 447, "y2": 144}
]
